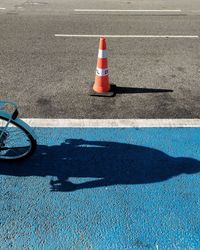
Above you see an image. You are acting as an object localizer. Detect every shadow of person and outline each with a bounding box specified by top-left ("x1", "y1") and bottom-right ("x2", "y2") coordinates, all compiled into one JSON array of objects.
[{"x1": 0, "y1": 139, "x2": 199, "y2": 192}]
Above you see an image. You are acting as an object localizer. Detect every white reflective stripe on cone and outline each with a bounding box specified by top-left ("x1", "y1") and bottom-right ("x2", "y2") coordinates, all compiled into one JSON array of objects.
[
  {"x1": 96, "y1": 68, "x2": 109, "y2": 76},
  {"x1": 98, "y1": 49, "x2": 107, "y2": 58}
]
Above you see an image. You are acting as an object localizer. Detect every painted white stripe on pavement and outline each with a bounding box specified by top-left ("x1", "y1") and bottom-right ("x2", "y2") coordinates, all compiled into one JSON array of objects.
[
  {"x1": 55, "y1": 34, "x2": 199, "y2": 38},
  {"x1": 22, "y1": 119, "x2": 200, "y2": 128},
  {"x1": 74, "y1": 9, "x2": 182, "y2": 12},
  {"x1": 98, "y1": 49, "x2": 107, "y2": 58},
  {"x1": 0, "y1": 8, "x2": 6, "y2": 10}
]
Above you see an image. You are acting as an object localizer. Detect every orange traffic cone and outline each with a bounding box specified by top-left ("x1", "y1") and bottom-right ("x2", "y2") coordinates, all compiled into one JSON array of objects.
[{"x1": 90, "y1": 37, "x2": 115, "y2": 97}]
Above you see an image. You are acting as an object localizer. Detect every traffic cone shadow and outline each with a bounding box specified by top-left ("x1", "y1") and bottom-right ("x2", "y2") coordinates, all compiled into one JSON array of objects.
[{"x1": 115, "y1": 86, "x2": 173, "y2": 94}]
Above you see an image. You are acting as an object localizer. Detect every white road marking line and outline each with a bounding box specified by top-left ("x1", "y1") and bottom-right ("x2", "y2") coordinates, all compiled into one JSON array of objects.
[
  {"x1": 0, "y1": 8, "x2": 6, "y2": 10},
  {"x1": 22, "y1": 119, "x2": 200, "y2": 128},
  {"x1": 55, "y1": 34, "x2": 199, "y2": 39},
  {"x1": 74, "y1": 9, "x2": 182, "y2": 12}
]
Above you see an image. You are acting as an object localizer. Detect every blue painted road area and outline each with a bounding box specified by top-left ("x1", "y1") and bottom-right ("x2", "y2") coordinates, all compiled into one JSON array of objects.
[{"x1": 1, "y1": 128, "x2": 200, "y2": 249}]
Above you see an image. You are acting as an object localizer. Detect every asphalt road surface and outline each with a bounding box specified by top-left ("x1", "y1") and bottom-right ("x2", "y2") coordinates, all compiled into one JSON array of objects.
[{"x1": 0, "y1": 0, "x2": 200, "y2": 118}]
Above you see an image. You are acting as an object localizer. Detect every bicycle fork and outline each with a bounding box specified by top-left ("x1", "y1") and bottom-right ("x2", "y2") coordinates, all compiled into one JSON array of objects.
[{"x1": 0, "y1": 117, "x2": 12, "y2": 147}]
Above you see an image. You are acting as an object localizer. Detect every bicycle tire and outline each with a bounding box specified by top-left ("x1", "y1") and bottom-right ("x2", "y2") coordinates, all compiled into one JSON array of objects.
[{"x1": 0, "y1": 115, "x2": 37, "y2": 160}]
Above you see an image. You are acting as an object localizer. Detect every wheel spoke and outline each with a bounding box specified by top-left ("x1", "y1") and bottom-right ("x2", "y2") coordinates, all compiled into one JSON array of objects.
[{"x1": 0, "y1": 116, "x2": 35, "y2": 159}]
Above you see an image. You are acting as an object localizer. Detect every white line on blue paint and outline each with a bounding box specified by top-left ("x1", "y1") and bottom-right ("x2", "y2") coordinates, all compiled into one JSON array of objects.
[{"x1": 22, "y1": 119, "x2": 200, "y2": 128}]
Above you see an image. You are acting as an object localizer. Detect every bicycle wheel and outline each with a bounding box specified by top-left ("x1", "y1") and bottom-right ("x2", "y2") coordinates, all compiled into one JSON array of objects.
[{"x1": 0, "y1": 115, "x2": 36, "y2": 160}]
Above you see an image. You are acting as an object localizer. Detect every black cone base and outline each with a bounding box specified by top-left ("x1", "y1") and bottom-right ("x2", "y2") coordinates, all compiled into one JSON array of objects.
[{"x1": 89, "y1": 84, "x2": 116, "y2": 97}]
